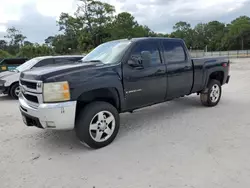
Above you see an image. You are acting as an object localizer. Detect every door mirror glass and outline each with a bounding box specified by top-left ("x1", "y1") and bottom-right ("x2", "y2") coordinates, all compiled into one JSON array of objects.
[
  {"x1": 141, "y1": 51, "x2": 151, "y2": 67},
  {"x1": 128, "y1": 56, "x2": 142, "y2": 68}
]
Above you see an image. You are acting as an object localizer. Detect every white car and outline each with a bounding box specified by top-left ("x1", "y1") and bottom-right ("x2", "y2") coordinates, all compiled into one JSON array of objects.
[{"x1": 0, "y1": 55, "x2": 84, "y2": 99}]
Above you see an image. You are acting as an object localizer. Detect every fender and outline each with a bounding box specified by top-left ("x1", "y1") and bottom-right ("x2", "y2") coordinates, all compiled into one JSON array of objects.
[
  {"x1": 202, "y1": 59, "x2": 227, "y2": 89},
  {"x1": 68, "y1": 66, "x2": 126, "y2": 110}
]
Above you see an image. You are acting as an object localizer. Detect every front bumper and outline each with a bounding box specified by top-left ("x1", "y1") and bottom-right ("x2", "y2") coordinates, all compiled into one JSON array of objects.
[
  {"x1": 0, "y1": 85, "x2": 8, "y2": 94},
  {"x1": 226, "y1": 75, "x2": 230, "y2": 84},
  {"x1": 19, "y1": 95, "x2": 76, "y2": 130}
]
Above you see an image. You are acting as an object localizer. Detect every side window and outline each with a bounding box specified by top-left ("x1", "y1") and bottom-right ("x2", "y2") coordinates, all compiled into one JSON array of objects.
[
  {"x1": 130, "y1": 42, "x2": 161, "y2": 65},
  {"x1": 163, "y1": 41, "x2": 186, "y2": 63},
  {"x1": 33, "y1": 58, "x2": 54, "y2": 68}
]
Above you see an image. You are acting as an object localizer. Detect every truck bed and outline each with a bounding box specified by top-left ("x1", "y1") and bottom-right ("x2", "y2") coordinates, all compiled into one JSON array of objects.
[{"x1": 191, "y1": 56, "x2": 229, "y2": 93}]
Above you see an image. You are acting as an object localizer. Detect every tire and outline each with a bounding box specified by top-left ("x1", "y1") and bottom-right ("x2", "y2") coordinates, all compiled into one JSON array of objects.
[
  {"x1": 200, "y1": 79, "x2": 222, "y2": 107},
  {"x1": 10, "y1": 83, "x2": 20, "y2": 99},
  {"x1": 75, "y1": 101, "x2": 120, "y2": 149}
]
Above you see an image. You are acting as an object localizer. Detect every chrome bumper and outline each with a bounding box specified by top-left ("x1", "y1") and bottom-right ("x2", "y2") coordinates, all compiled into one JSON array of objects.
[{"x1": 19, "y1": 94, "x2": 76, "y2": 130}]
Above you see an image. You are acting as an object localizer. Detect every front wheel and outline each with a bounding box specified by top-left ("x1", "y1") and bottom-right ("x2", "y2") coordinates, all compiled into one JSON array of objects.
[
  {"x1": 10, "y1": 83, "x2": 20, "y2": 99},
  {"x1": 75, "y1": 101, "x2": 120, "y2": 149},
  {"x1": 200, "y1": 79, "x2": 222, "y2": 107}
]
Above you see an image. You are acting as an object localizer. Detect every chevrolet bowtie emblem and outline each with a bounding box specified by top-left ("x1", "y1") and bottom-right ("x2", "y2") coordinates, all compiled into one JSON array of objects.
[{"x1": 37, "y1": 82, "x2": 42, "y2": 88}]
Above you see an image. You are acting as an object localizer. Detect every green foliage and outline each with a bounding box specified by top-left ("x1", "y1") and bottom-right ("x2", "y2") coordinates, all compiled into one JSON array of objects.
[
  {"x1": 17, "y1": 44, "x2": 54, "y2": 58},
  {"x1": 2, "y1": 0, "x2": 250, "y2": 57},
  {"x1": 0, "y1": 50, "x2": 13, "y2": 58}
]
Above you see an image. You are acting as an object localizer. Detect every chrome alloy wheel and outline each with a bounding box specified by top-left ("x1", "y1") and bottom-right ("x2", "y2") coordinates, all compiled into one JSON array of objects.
[
  {"x1": 210, "y1": 84, "x2": 220, "y2": 103},
  {"x1": 15, "y1": 86, "x2": 21, "y2": 97},
  {"x1": 89, "y1": 111, "x2": 116, "y2": 142}
]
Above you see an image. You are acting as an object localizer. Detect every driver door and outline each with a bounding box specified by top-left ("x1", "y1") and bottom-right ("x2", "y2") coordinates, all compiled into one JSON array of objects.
[{"x1": 122, "y1": 40, "x2": 167, "y2": 110}]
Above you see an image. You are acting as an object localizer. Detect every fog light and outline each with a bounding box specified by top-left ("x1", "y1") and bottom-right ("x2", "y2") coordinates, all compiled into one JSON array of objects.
[{"x1": 46, "y1": 121, "x2": 56, "y2": 128}]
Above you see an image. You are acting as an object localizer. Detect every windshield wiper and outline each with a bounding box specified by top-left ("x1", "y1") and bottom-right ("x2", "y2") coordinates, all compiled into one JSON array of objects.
[{"x1": 89, "y1": 60, "x2": 102, "y2": 62}]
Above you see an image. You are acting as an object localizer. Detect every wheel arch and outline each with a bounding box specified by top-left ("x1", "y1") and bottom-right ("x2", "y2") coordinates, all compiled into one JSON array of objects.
[
  {"x1": 209, "y1": 71, "x2": 224, "y2": 85},
  {"x1": 8, "y1": 81, "x2": 19, "y2": 95},
  {"x1": 76, "y1": 87, "x2": 121, "y2": 117}
]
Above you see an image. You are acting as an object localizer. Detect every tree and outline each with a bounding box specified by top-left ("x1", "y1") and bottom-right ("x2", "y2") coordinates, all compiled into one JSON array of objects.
[
  {"x1": 17, "y1": 44, "x2": 54, "y2": 58},
  {"x1": 206, "y1": 21, "x2": 226, "y2": 50},
  {"x1": 108, "y1": 12, "x2": 150, "y2": 40},
  {"x1": 75, "y1": 0, "x2": 115, "y2": 46},
  {"x1": 3, "y1": 27, "x2": 27, "y2": 55},
  {"x1": 44, "y1": 36, "x2": 55, "y2": 46},
  {"x1": 171, "y1": 21, "x2": 194, "y2": 48},
  {"x1": 24, "y1": 41, "x2": 33, "y2": 46},
  {"x1": 0, "y1": 50, "x2": 12, "y2": 58},
  {"x1": 0, "y1": 40, "x2": 7, "y2": 50},
  {"x1": 226, "y1": 16, "x2": 250, "y2": 50}
]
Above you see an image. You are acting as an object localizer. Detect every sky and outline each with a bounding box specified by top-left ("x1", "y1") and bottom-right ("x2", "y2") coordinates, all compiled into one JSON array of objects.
[{"x1": 0, "y1": 0, "x2": 250, "y2": 43}]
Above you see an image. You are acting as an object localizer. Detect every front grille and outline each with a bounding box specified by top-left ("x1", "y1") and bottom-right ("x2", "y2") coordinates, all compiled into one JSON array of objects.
[
  {"x1": 20, "y1": 80, "x2": 37, "y2": 89},
  {"x1": 20, "y1": 79, "x2": 43, "y2": 105},
  {"x1": 23, "y1": 93, "x2": 39, "y2": 103}
]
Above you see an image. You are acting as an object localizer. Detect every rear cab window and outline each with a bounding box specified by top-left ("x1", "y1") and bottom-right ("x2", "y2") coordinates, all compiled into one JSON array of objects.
[{"x1": 162, "y1": 40, "x2": 186, "y2": 63}]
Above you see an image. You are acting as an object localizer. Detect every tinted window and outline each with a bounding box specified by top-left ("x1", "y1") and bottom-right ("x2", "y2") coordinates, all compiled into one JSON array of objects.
[
  {"x1": 33, "y1": 58, "x2": 54, "y2": 68},
  {"x1": 130, "y1": 41, "x2": 161, "y2": 65},
  {"x1": 2, "y1": 59, "x2": 27, "y2": 65},
  {"x1": 163, "y1": 41, "x2": 186, "y2": 63}
]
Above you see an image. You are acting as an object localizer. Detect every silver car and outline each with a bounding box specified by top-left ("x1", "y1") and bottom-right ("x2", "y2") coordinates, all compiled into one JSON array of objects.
[{"x1": 0, "y1": 55, "x2": 84, "y2": 99}]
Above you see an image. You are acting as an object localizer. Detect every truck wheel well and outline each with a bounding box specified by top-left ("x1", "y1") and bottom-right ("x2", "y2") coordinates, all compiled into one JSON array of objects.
[
  {"x1": 8, "y1": 81, "x2": 19, "y2": 94},
  {"x1": 76, "y1": 88, "x2": 120, "y2": 115},
  {"x1": 209, "y1": 71, "x2": 224, "y2": 84}
]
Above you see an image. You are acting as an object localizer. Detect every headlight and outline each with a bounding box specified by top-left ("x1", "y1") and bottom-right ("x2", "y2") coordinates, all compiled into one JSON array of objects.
[
  {"x1": 43, "y1": 81, "x2": 70, "y2": 102},
  {"x1": 0, "y1": 80, "x2": 6, "y2": 86}
]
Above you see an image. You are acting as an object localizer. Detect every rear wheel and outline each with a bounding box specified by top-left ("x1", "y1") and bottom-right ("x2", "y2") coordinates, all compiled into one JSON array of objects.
[
  {"x1": 200, "y1": 79, "x2": 222, "y2": 107},
  {"x1": 75, "y1": 101, "x2": 120, "y2": 149},
  {"x1": 10, "y1": 83, "x2": 20, "y2": 99}
]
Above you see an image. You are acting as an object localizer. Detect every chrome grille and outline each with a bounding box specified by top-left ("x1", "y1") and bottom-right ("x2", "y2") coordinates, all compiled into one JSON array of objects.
[
  {"x1": 19, "y1": 78, "x2": 43, "y2": 106},
  {"x1": 20, "y1": 80, "x2": 37, "y2": 89}
]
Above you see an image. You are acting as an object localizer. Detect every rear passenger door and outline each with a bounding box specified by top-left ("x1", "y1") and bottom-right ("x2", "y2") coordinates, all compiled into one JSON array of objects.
[{"x1": 162, "y1": 40, "x2": 193, "y2": 99}]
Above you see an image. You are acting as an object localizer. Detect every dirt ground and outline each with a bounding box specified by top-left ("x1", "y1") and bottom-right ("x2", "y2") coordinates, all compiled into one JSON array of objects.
[{"x1": 1, "y1": 58, "x2": 250, "y2": 188}]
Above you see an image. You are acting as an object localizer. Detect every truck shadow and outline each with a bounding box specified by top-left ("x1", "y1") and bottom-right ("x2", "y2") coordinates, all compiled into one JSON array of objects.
[
  {"x1": 118, "y1": 95, "x2": 203, "y2": 138},
  {"x1": 37, "y1": 95, "x2": 203, "y2": 153},
  {"x1": 0, "y1": 95, "x2": 13, "y2": 101}
]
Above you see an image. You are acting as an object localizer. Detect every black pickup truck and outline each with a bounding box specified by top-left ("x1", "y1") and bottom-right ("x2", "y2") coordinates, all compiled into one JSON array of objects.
[{"x1": 19, "y1": 37, "x2": 230, "y2": 149}]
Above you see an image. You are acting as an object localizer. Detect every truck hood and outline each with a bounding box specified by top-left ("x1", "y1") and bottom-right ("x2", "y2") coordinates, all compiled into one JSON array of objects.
[
  {"x1": 0, "y1": 71, "x2": 16, "y2": 79},
  {"x1": 20, "y1": 62, "x2": 104, "y2": 81}
]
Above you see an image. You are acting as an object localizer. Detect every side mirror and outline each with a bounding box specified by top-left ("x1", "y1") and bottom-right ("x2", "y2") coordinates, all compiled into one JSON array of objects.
[
  {"x1": 141, "y1": 51, "x2": 151, "y2": 67},
  {"x1": 128, "y1": 56, "x2": 143, "y2": 68}
]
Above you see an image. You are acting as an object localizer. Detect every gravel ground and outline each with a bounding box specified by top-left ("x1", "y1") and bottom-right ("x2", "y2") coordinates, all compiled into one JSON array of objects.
[{"x1": 1, "y1": 58, "x2": 250, "y2": 188}]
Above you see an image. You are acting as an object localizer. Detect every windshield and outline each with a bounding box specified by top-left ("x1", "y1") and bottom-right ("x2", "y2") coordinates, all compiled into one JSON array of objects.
[
  {"x1": 81, "y1": 40, "x2": 131, "y2": 64},
  {"x1": 15, "y1": 57, "x2": 43, "y2": 72}
]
